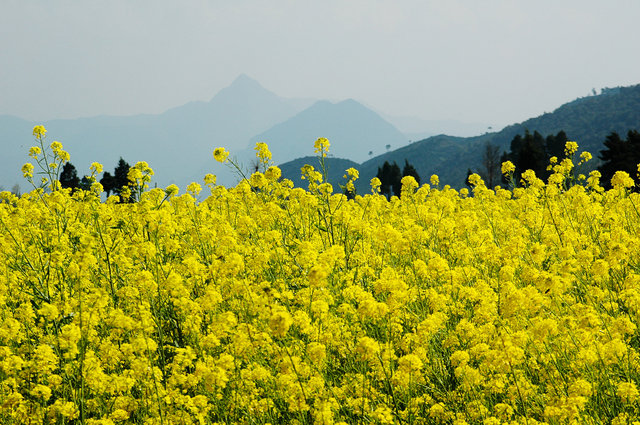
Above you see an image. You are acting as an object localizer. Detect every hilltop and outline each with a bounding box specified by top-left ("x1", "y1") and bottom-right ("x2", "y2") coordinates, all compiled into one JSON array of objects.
[{"x1": 343, "y1": 84, "x2": 640, "y2": 191}]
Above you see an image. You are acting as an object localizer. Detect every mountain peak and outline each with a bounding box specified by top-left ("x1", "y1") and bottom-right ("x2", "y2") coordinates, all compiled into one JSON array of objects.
[
  {"x1": 338, "y1": 98, "x2": 360, "y2": 106},
  {"x1": 248, "y1": 97, "x2": 407, "y2": 164},
  {"x1": 229, "y1": 73, "x2": 261, "y2": 88},
  {"x1": 210, "y1": 74, "x2": 277, "y2": 103}
]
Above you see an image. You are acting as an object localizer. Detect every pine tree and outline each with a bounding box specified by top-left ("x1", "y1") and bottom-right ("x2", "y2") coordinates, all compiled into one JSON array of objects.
[
  {"x1": 402, "y1": 160, "x2": 421, "y2": 185},
  {"x1": 59, "y1": 162, "x2": 81, "y2": 190},
  {"x1": 599, "y1": 130, "x2": 640, "y2": 190},
  {"x1": 377, "y1": 162, "x2": 393, "y2": 199},
  {"x1": 113, "y1": 158, "x2": 131, "y2": 199},
  {"x1": 505, "y1": 130, "x2": 564, "y2": 184},
  {"x1": 78, "y1": 176, "x2": 92, "y2": 191},
  {"x1": 377, "y1": 160, "x2": 414, "y2": 198},
  {"x1": 545, "y1": 130, "x2": 568, "y2": 161},
  {"x1": 100, "y1": 171, "x2": 115, "y2": 197},
  {"x1": 389, "y1": 162, "x2": 402, "y2": 197}
]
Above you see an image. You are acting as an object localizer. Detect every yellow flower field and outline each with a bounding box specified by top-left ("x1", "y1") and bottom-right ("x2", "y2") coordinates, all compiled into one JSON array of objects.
[{"x1": 1, "y1": 128, "x2": 640, "y2": 424}]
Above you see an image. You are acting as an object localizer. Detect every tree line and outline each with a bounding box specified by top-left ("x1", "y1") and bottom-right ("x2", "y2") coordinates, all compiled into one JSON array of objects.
[
  {"x1": 375, "y1": 159, "x2": 420, "y2": 199},
  {"x1": 54, "y1": 127, "x2": 640, "y2": 200},
  {"x1": 469, "y1": 129, "x2": 640, "y2": 191},
  {"x1": 60, "y1": 157, "x2": 134, "y2": 200}
]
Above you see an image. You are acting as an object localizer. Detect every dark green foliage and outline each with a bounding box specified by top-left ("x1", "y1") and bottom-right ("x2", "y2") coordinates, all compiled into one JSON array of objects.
[
  {"x1": 79, "y1": 176, "x2": 92, "y2": 191},
  {"x1": 99, "y1": 158, "x2": 133, "y2": 202},
  {"x1": 546, "y1": 130, "x2": 568, "y2": 160},
  {"x1": 113, "y1": 158, "x2": 131, "y2": 196},
  {"x1": 376, "y1": 161, "x2": 393, "y2": 198},
  {"x1": 598, "y1": 130, "x2": 640, "y2": 190},
  {"x1": 465, "y1": 168, "x2": 474, "y2": 189},
  {"x1": 354, "y1": 83, "x2": 640, "y2": 192},
  {"x1": 509, "y1": 131, "x2": 547, "y2": 181},
  {"x1": 402, "y1": 159, "x2": 421, "y2": 185},
  {"x1": 495, "y1": 85, "x2": 640, "y2": 162},
  {"x1": 100, "y1": 171, "x2": 115, "y2": 197},
  {"x1": 503, "y1": 130, "x2": 569, "y2": 183},
  {"x1": 389, "y1": 162, "x2": 402, "y2": 197},
  {"x1": 376, "y1": 160, "x2": 420, "y2": 198},
  {"x1": 377, "y1": 161, "x2": 401, "y2": 198},
  {"x1": 59, "y1": 162, "x2": 80, "y2": 190}
]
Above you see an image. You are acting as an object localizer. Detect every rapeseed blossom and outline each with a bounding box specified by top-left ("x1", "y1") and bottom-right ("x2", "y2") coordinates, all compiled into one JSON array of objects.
[
  {"x1": 21, "y1": 162, "x2": 34, "y2": 178},
  {"x1": 254, "y1": 142, "x2": 272, "y2": 165},
  {"x1": 564, "y1": 140, "x2": 579, "y2": 155},
  {"x1": 213, "y1": 147, "x2": 229, "y2": 163},
  {"x1": 2, "y1": 127, "x2": 640, "y2": 424},
  {"x1": 501, "y1": 160, "x2": 515, "y2": 175},
  {"x1": 314, "y1": 137, "x2": 330, "y2": 157},
  {"x1": 32, "y1": 125, "x2": 46, "y2": 138}
]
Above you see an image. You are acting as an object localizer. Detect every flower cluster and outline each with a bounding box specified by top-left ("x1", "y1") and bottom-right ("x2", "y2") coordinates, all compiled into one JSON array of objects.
[{"x1": 1, "y1": 128, "x2": 640, "y2": 424}]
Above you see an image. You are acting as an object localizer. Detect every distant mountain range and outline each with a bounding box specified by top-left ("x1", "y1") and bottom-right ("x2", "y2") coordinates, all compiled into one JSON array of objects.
[
  {"x1": 2, "y1": 74, "x2": 471, "y2": 190},
  {"x1": 2, "y1": 76, "x2": 638, "y2": 192},
  {"x1": 0, "y1": 75, "x2": 317, "y2": 189},
  {"x1": 248, "y1": 99, "x2": 408, "y2": 164}
]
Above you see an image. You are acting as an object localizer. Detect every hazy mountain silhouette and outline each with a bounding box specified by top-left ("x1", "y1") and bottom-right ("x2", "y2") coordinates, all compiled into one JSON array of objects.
[
  {"x1": 193, "y1": 98, "x2": 410, "y2": 187},
  {"x1": 247, "y1": 99, "x2": 408, "y2": 165},
  {"x1": 0, "y1": 75, "x2": 313, "y2": 189},
  {"x1": 3, "y1": 78, "x2": 639, "y2": 192}
]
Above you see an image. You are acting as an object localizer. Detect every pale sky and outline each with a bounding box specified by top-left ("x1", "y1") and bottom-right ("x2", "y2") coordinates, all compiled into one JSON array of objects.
[{"x1": 2, "y1": 0, "x2": 639, "y2": 129}]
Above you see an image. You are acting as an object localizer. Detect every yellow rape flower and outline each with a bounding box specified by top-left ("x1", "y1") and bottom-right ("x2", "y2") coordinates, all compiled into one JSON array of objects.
[
  {"x1": 5, "y1": 127, "x2": 640, "y2": 425},
  {"x1": 356, "y1": 336, "x2": 380, "y2": 361},
  {"x1": 501, "y1": 160, "x2": 515, "y2": 175},
  {"x1": 32, "y1": 124, "x2": 46, "y2": 138},
  {"x1": 90, "y1": 162, "x2": 104, "y2": 174},
  {"x1": 370, "y1": 177, "x2": 382, "y2": 193},
  {"x1": 28, "y1": 146, "x2": 41, "y2": 158},
  {"x1": 611, "y1": 170, "x2": 635, "y2": 189},
  {"x1": 187, "y1": 182, "x2": 202, "y2": 195},
  {"x1": 344, "y1": 167, "x2": 359, "y2": 181},
  {"x1": 564, "y1": 141, "x2": 579, "y2": 156},
  {"x1": 22, "y1": 162, "x2": 34, "y2": 178},
  {"x1": 254, "y1": 142, "x2": 272, "y2": 164},
  {"x1": 269, "y1": 308, "x2": 293, "y2": 337},
  {"x1": 314, "y1": 137, "x2": 330, "y2": 157},
  {"x1": 204, "y1": 173, "x2": 217, "y2": 186},
  {"x1": 165, "y1": 184, "x2": 179, "y2": 197},
  {"x1": 617, "y1": 381, "x2": 639, "y2": 403},
  {"x1": 265, "y1": 166, "x2": 282, "y2": 181},
  {"x1": 213, "y1": 147, "x2": 230, "y2": 163}
]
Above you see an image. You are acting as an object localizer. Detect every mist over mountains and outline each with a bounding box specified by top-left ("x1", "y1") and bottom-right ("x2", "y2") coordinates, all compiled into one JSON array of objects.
[
  {"x1": 0, "y1": 75, "x2": 316, "y2": 189},
  {"x1": 249, "y1": 99, "x2": 408, "y2": 164},
  {"x1": 1, "y1": 75, "x2": 638, "y2": 192},
  {"x1": 1, "y1": 74, "x2": 482, "y2": 190}
]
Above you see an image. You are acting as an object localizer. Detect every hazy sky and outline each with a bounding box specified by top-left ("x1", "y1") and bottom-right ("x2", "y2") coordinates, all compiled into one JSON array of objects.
[{"x1": 2, "y1": 1, "x2": 639, "y2": 129}]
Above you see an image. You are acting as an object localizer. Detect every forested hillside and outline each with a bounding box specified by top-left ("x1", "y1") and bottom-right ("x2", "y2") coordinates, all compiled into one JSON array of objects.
[{"x1": 347, "y1": 84, "x2": 640, "y2": 191}]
